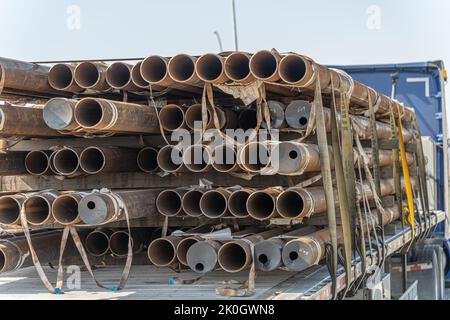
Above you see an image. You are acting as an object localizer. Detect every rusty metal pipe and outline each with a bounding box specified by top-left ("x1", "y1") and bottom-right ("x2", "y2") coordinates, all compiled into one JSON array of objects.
[
  {"x1": 200, "y1": 188, "x2": 231, "y2": 218},
  {"x1": 78, "y1": 189, "x2": 159, "y2": 225},
  {"x1": 106, "y1": 62, "x2": 142, "y2": 91},
  {"x1": 186, "y1": 239, "x2": 222, "y2": 273},
  {"x1": 237, "y1": 141, "x2": 271, "y2": 174},
  {"x1": 43, "y1": 98, "x2": 79, "y2": 131},
  {"x1": 48, "y1": 64, "x2": 84, "y2": 93},
  {"x1": 109, "y1": 230, "x2": 144, "y2": 257},
  {"x1": 85, "y1": 229, "x2": 112, "y2": 257},
  {"x1": 137, "y1": 147, "x2": 159, "y2": 173},
  {"x1": 0, "y1": 194, "x2": 26, "y2": 225},
  {"x1": 80, "y1": 147, "x2": 139, "y2": 174},
  {"x1": 195, "y1": 53, "x2": 228, "y2": 84},
  {"x1": 74, "y1": 98, "x2": 159, "y2": 134},
  {"x1": 254, "y1": 226, "x2": 318, "y2": 271},
  {"x1": 237, "y1": 108, "x2": 257, "y2": 130},
  {"x1": 218, "y1": 228, "x2": 284, "y2": 273},
  {"x1": 0, "y1": 105, "x2": 62, "y2": 138},
  {"x1": 168, "y1": 54, "x2": 201, "y2": 85},
  {"x1": 0, "y1": 57, "x2": 63, "y2": 96},
  {"x1": 247, "y1": 188, "x2": 282, "y2": 220},
  {"x1": 156, "y1": 189, "x2": 187, "y2": 217},
  {"x1": 74, "y1": 62, "x2": 110, "y2": 91},
  {"x1": 159, "y1": 104, "x2": 187, "y2": 131},
  {"x1": 52, "y1": 147, "x2": 83, "y2": 176},
  {"x1": 131, "y1": 61, "x2": 149, "y2": 89},
  {"x1": 0, "y1": 152, "x2": 27, "y2": 175},
  {"x1": 185, "y1": 103, "x2": 209, "y2": 130},
  {"x1": 224, "y1": 52, "x2": 255, "y2": 83},
  {"x1": 249, "y1": 50, "x2": 281, "y2": 82},
  {"x1": 23, "y1": 191, "x2": 59, "y2": 226},
  {"x1": 176, "y1": 236, "x2": 203, "y2": 266},
  {"x1": 0, "y1": 230, "x2": 80, "y2": 273},
  {"x1": 52, "y1": 193, "x2": 84, "y2": 225},
  {"x1": 157, "y1": 145, "x2": 186, "y2": 173},
  {"x1": 147, "y1": 235, "x2": 181, "y2": 267},
  {"x1": 261, "y1": 101, "x2": 286, "y2": 129},
  {"x1": 181, "y1": 189, "x2": 206, "y2": 217},
  {"x1": 25, "y1": 150, "x2": 52, "y2": 175},
  {"x1": 228, "y1": 188, "x2": 253, "y2": 218},
  {"x1": 183, "y1": 144, "x2": 211, "y2": 173},
  {"x1": 211, "y1": 144, "x2": 239, "y2": 173}
]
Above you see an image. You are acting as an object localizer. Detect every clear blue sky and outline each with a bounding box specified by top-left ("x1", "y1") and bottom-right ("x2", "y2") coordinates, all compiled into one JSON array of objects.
[{"x1": 1, "y1": 0, "x2": 448, "y2": 65}]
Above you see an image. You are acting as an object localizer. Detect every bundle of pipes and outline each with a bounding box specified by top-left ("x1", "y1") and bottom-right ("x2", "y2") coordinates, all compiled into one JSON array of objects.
[
  {"x1": 147, "y1": 224, "x2": 221, "y2": 268},
  {"x1": 24, "y1": 146, "x2": 147, "y2": 176},
  {"x1": 84, "y1": 228, "x2": 152, "y2": 257},
  {"x1": 156, "y1": 177, "x2": 414, "y2": 222},
  {"x1": 279, "y1": 207, "x2": 400, "y2": 272}
]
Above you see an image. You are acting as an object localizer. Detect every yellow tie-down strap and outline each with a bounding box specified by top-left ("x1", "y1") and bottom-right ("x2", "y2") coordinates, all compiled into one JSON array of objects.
[{"x1": 396, "y1": 105, "x2": 415, "y2": 246}]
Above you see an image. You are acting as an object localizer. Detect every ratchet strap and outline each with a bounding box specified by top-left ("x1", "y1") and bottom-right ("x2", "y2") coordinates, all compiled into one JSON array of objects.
[
  {"x1": 396, "y1": 104, "x2": 416, "y2": 250},
  {"x1": 329, "y1": 77, "x2": 353, "y2": 297},
  {"x1": 312, "y1": 66, "x2": 339, "y2": 299}
]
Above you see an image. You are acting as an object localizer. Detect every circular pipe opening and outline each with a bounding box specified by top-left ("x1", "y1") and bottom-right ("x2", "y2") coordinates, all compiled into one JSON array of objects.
[
  {"x1": 238, "y1": 109, "x2": 257, "y2": 130},
  {"x1": 225, "y1": 53, "x2": 251, "y2": 81},
  {"x1": 53, "y1": 149, "x2": 79, "y2": 175},
  {"x1": 80, "y1": 147, "x2": 105, "y2": 174},
  {"x1": 258, "y1": 254, "x2": 268, "y2": 264},
  {"x1": 249, "y1": 51, "x2": 278, "y2": 80},
  {"x1": 48, "y1": 64, "x2": 74, "y2": 90},
  {"x1": 0, "y1": 197, "x2": 21, "y2": 224},
  {"x1": 106, "y1": 63, "x2": 131, "y2": 88},
  {"x1": 218, "y1": 242, "x2": 247, "y2": 272},
  {"x1": 177, "y1": 238, "x2": 198, "y2": 265},
  {"x1": 159, "y1": 105, "x2": 184, "y2": 131},
  {"x1": 74, "y1": 62, "x2": 101, "y2": 88},
  {"x1": 289, "y1": 251, "x2": 299, "y2": 261},
  {"x1": 141, "y1": 56, "x2": 168, "y2": 83},
  {"x1": 185, "y1": 104, "x2": 210, "y2": 130},
  {"x1": 156, "y1": 190, "x2": 182, "y2": 216},
  {"x1": 43, "y1": 98, "x2": 75, "y2": 130},
  {"x1": 195, "y1": 263, "x2": 204, "y2": 272},
  {"x1": 157, "y1": 146, "x2": 183, "y2": 172},
  {"x1": 200, "y1": 191, "x2": 227, "y2": 218},
  {"x1": 131, "y1": 62, "x2": 149, "y2": 88},
  {"x1": 168, "y1": 54, "x2": 196, "y2": 82},
  {"x1": 279, "y1": 55, "x2": 307, "y2": 84},
  {"x1": 137, "y1": 148, "x2": 158, "y2": 173},
  {"x1": 277, "y1": 190, "x2": 305, "y2": 218},
  {"x1": 74, "y1": 99, "x2": 103, "y2": 128},
  {"x1": 24, "y1": 196, "x2": 51, "y2": 225},
  {"x1": 110, "y1": 231, "x2": 133, "y2": 256},
  {"x1": 25, "y1": 151, "x2": 49, "y2": 175},
  {"x1": 148, "y1": 238, "x2": 176, "y2": 266},
  {"x1": 85, "y1": 231, "x2": 109, "y2": 256},
  {"x1": 228, "y1": 191, "x2": 250, "y2": 218},
  {"x1": 240, "y1": 143, "x2": 270, "y2": 172},
  {"x1": 212, "y1": 145, "x2": 236, "y2": 172},
  {"x1": 247, "y1": 192, "x2": 275, "y2": 220},
  {"x1": 182, "y1": 190, "x2": 204, "y2": 217},
  {"x1": 196, "y1": 54, "x2": 223, "y2": 82},
  {"x1": 52, "y1": 195, "x2": 79, "y2": 224},
  {"x1": 183, "y1": 146, "x2": 210, "y2": 172}
]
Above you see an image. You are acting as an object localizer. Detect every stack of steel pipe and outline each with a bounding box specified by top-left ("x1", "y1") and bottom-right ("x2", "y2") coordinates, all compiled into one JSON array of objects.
[{"x1": 0, "y1": 51, "x2": 423, "y2": 292}]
